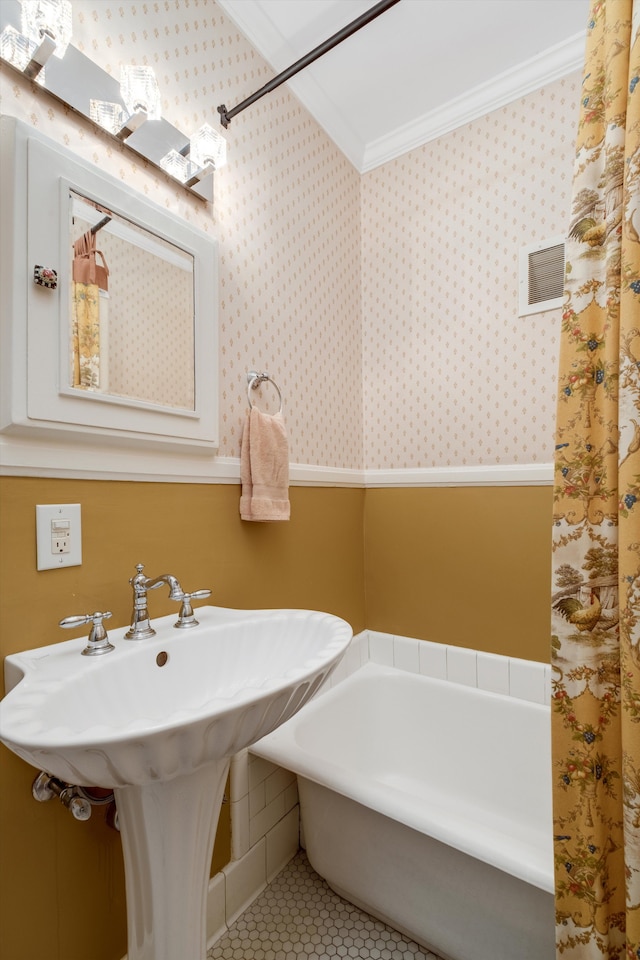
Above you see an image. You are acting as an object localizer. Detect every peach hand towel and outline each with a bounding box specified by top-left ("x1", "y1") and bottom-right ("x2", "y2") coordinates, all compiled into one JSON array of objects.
[{"x1": 240, "y1": 407, "x2": 290, "y2": 521}]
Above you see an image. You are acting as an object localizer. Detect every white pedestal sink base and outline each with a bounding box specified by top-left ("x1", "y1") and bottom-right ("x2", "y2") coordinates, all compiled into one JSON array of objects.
[{"x1": 114, "y1": 758, "x2": 230, "y2": 960}]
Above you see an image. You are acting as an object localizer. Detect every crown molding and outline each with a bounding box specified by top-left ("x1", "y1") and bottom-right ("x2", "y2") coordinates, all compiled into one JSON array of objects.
[{"x1": 361, "y1": 32, "x2": 585, "y2": 172}]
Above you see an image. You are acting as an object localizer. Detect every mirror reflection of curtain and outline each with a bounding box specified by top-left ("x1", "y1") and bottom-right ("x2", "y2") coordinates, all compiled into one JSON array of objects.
[
  {"x1": 71, "y1": 230, "x2": 109, "y2": 390},
  {"x1": 551, "y1": 1, "x2": 639, "y2": 957}
]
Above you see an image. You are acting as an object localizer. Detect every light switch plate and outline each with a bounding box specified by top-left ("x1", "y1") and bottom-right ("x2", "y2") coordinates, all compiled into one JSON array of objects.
[{"x1": 36, "y1": 503, "x2": 82, "y2": 570}]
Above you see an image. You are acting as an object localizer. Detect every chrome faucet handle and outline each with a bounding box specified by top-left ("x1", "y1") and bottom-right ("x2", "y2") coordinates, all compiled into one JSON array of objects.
[
  {"x1": 60, "y1": 611, "x2": 115, "y2": 657},
  {"x1": 174, "y1": 589, "x2": 211, "y2": 629}
]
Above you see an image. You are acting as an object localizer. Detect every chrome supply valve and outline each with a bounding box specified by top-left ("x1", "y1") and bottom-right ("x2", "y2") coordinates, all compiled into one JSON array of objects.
[
  {"x1": 32, "y1": 772, "x2": 92, "y2": 821},
  {"x1": 174, "y1": 589, "x2": 212, "y2": 629},
  {"x1": 59, "y1": 610, "x2": 114, "y2": 656}
]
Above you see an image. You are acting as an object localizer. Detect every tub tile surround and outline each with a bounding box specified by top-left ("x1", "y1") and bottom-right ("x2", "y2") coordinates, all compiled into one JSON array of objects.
[
  {"x1": 358, "y1": 630, "x2": 551, "y2": 704},
  {"x1": 201, "y1": 630, "x2": 551, "y2": 954}
]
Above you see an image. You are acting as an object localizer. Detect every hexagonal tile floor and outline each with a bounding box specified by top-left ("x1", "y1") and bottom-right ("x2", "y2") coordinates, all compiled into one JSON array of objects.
[{"x1": 207, "y1": 850, "x2": 443, "y2": 960}]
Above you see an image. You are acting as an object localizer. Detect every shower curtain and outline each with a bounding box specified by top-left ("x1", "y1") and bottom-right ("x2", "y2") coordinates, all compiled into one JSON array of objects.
[
  {"x1": 551, "y1": 1, "x2": 640, "y2": 957},
  {"x1": 71, "y1": 230, "x2": 109, "y2": 390},
  {"x1": 71, "y1": 281, "x2": 101, "y2": 389}
]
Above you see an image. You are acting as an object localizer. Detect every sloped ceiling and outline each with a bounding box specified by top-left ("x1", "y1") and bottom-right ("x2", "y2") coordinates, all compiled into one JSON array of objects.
[{"x1": 216, "y1": 0, "x2": 589, "y2": 172}]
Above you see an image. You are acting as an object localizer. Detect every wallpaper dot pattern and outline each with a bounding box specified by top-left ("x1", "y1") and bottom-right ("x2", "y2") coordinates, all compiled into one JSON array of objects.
[
  {"x1": 0, "y1": 0, "x2": 581, "y2": 472},
  {"x1": 361, "y1": 76, "x2": 580, "y2": 469}
]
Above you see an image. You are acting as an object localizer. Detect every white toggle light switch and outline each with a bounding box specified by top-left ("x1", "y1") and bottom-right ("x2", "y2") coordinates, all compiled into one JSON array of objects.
[{"x1": 36, "y1": 504, "x2": 82, "y2": 570}]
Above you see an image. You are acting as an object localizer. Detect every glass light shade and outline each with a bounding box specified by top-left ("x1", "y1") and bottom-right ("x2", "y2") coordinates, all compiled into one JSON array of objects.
[
  {"x1": 189, "y1": 123, "x2": 227, "y2": 170},
  {"x1": 160, "y1": 149, "x2": 196, "y2": 184},
  {"x1": 90, "y1": 99, "x2": 126, "y2": 135},
  {"x1": 120, "y1": 65, "x2": 161, "y2": 121},
  {"x1": 0, "y1": 24, "x2": 46, "y2": 82},
  {"x1": 21, "y1": 0, "x2": 73, "y2": 59},
  {"x1": 1, "y1": 24, "x2": 34, "y2": 69}
]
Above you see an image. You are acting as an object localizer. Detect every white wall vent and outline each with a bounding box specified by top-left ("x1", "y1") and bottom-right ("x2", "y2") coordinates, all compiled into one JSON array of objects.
[{"x1": 518, "y1": 236, "x2": 565, "y2": 316}]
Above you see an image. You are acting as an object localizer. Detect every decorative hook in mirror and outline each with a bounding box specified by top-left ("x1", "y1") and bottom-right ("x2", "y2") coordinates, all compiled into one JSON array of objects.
[{"x1": 0, "y1": 0, "x2": 226, "y2": 202}]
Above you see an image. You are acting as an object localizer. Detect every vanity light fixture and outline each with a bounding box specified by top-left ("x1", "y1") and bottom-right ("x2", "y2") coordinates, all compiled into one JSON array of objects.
[
  {"x1": 120, "y1": 64, "x2": 161, "y2": 122},
  {"x1": 0, "y1": 0, "x2": 72, "y2": 81},
  {"x1": 0, "y1": 0, "x2": 218, "y2": 201},
  {"x1": 0, "y1": 23, "x2": 47, "y2": 81},
  {"x1": 159, "y1": 148, "x2": 197, "y2": 184},
  {"x1": 18, "y1": 0, "x2": 71, "y2": 76},
  {"x1": 22, "y1": 0, "x2": 72, "y2": 55},
  {"x1": 188, "y1": 123, "x2": 227, "y2": 171},
  {"x1": 110, "y1": 65, "x2": 162, "y2": 139},
  {"x1": 159, "y1": 123, "x2": 227, "y2": 189},
  {"x1": 90, "y1": 98, "x2": 150, "y2": 140},
  {"x1": 89, "y1": 99, "x2": 126, "y2": 137}
]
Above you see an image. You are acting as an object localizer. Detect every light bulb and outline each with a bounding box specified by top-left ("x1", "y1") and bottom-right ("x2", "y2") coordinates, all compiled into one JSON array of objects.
[
  {"x1": 120, "y1": 65, "x2": 161, "y2": 121},
  {"x1": 189, "y1": 123, "x2": 227, "y2": 170},
  {"x1": 0, "y1": 24, "x2": 47, "y2": 82},
  {"x1": 21, "y1": 0, "x2": 73, "y2": 59},
  {"x1": 160, "y1": 149, "x2": 197, "y2": 184},
  {"x1": 90, "y1": 99, "x2": 126, "y2": 135}
]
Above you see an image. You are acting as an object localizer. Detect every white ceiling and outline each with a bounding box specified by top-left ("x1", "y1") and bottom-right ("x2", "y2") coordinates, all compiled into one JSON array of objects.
[{"x1": 216, "y1": 0, "x2": 589, "y2": 172}]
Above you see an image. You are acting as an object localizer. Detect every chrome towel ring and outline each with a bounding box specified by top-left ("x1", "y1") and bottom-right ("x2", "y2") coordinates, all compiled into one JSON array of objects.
[{"x1": 247, "y1": 371, "x2": 283, "y2": 414}]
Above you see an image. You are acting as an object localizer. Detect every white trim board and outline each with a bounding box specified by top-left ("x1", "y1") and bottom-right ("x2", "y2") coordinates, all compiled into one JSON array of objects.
[
  {"x1": 0, "y1": 438, "x2": 553, "y2": 486},
  {"x1": 364, "y1": 463, "x2": 553, "y2": 487}
]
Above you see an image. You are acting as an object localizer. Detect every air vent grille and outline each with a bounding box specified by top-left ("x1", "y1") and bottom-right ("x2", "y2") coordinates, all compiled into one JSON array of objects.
[{"x1": 519, "y1": 237, "x2": 565, "y2": 316}]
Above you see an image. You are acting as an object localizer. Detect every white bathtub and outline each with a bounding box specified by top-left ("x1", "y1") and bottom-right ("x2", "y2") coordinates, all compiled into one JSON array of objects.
[{"x1": 252, "y1": 661, "x2": 554, "y2": 960}]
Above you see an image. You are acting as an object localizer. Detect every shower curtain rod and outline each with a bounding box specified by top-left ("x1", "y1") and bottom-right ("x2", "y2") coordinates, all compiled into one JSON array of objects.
[{"x1": 217, "y1": 0, "x2": 402, "y2": 128}]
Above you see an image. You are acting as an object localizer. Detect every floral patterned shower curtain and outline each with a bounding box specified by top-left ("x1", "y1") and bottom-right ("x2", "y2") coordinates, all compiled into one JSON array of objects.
[
  {"x1": 71, "y1": 230, "x2": 109, "y2": 390},
  {"x1": 551, "y1": 1, "x2": 640, "y2": 957}
]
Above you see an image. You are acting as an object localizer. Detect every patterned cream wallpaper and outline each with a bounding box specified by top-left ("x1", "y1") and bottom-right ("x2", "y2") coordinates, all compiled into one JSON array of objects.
[
  {"x1": 0, "y1": 0, "x2": 363, "y2": 468},
  {"x1": 361, "y1": 73, "x2": 581, "y2": 469},
  {"x1": 104, "y1": 231, "x2": 195, "y2": 410},
  {"x1": 0, "y1": 0, "x2": 581, "y2": 472}
]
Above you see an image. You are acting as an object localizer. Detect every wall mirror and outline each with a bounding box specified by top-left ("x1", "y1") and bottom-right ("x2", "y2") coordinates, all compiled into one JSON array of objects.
[
  {"x1": 0, "y1": 115, "x2": 218, "y2": 459},
  {"x1": 68, "y1": 192, "x2": 196, "y2": 410}
]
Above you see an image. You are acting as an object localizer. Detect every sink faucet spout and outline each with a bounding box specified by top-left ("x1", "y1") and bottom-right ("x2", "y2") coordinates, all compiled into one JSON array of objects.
[
  {"x1": 125, "y1": 564, "x2": 185, "y2": 640},
  {"x1": 144, "y1": 574, "x2": 184, "y2": 600}
]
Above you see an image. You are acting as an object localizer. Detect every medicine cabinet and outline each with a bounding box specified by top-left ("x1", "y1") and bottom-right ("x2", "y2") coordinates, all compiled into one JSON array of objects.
[{"x1": 0, "y1": 116, "x2": 219, "y2": 472}]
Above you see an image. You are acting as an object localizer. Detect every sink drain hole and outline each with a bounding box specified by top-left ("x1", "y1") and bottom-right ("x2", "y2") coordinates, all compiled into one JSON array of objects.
[{"x1": 156, "y1": 651, "x2": 169, "y2": 667}]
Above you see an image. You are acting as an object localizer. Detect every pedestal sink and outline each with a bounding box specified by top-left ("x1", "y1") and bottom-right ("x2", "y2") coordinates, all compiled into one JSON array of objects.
[{"x1": 0, "y1": 605, "x2": 352, "y2": 960}]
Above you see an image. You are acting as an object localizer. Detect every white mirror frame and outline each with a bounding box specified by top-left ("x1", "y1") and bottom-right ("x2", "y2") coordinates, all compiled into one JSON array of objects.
[{"x1": 0, "y1": 116, "x2": 220, "y2": 478}]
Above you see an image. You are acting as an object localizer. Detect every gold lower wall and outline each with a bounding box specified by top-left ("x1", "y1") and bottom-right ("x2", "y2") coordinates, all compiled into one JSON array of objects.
[
  {"x1": 0, "y1": 478, "x2": 366, "y2": 960},
  {"x1": 364, "y1": 485, "x2": 553, "y2": 662},
  {"x1": 0, "y1": 477, "x2": 552, "y2": 959}
]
